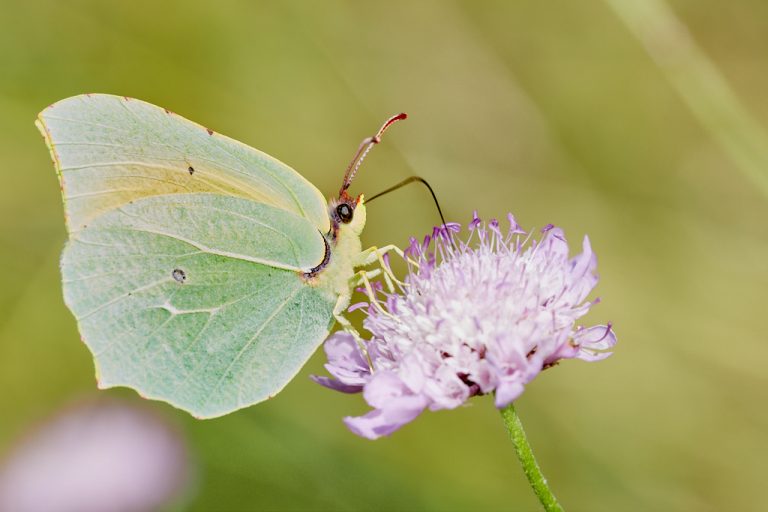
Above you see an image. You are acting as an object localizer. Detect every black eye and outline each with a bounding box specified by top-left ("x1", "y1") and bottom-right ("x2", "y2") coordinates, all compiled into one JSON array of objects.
[{"x1": 336, "y1": 203, "x2": 353, "y2": 223}]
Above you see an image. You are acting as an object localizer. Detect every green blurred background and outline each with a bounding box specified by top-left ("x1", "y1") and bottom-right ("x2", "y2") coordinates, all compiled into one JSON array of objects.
[{"x1": 2, "y1": 0, "x2": 767, "y2": 510}]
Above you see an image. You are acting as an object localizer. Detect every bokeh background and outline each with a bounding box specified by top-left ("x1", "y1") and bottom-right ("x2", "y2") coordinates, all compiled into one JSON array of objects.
[{"x1": 2, "y1": 1, "x2": 767, "y2": 510}]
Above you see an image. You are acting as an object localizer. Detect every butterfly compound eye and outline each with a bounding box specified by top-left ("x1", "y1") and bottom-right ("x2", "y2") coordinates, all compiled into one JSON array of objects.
[{"x1": 336, "y1": 203, "x2": 353, "y2": 224}]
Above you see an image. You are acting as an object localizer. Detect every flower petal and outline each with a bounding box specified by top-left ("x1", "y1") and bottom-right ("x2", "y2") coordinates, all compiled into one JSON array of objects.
[
  {"x1": 310, "y1": 332, "x2": 371, "y2": 391},
  {"x1": 574, "y1": 324, "x2": 617, "y2": 361},
  {"x1": 363, "y1": 372, "x2": 410, "y2": 409},
  {"x1": 423, "y1": 365, "x2": 470, "y2": 410},
  {"x1": 494, "y1": 380, "x2": 525, "y2": 408},
  {"x1": 343, "y1": 395, "x2": 427, "y2": 440},
  {"x1": 345, "y1": 372, "x2": 430, "y2": 439},
  {"x1": 309, "y1": 375, "x2": 364, "y2": 394}
]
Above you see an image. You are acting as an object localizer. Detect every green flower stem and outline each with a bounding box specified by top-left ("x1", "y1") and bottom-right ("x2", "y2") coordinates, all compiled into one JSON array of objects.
[{"x1": 500, "y1": 403, "x2": 564, "y2": 512}]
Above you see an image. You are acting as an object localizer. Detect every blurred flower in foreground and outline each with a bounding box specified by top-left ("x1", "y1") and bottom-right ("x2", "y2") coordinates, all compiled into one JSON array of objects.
[
  {"x1": 313, "y1": 212, "x2": 616, "y2": 439},
  {"x1": 0, "y1": 399, "x2": 192, "y2": 512}
]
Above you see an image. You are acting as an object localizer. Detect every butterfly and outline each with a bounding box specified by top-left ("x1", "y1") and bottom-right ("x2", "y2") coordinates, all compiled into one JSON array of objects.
[{"x1": 36, "y1": 94, "x2": 406, "y2": 418}]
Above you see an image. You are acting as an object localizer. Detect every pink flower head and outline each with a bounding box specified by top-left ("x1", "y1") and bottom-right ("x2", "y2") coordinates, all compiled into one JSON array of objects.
[
  {"x1": 313, "y1": 212, "x2": 616, "y2": 439},
  {"x1": 0, "y1": 399, "x2": 191, "y2": 512}
]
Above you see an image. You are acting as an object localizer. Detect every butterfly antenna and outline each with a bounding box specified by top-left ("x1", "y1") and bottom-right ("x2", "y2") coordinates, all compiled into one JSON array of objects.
[
  {"x1": 339, "y1": 112, "x2": 408, "y2": 197},
  {"x1": 366, "y1": 176, "x2": 447, "y2": 229}
]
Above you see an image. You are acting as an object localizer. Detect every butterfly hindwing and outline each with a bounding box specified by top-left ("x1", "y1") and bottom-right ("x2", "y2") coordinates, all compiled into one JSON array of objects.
[{"x1": 62, "y1": 194, "x2": 336, "y2": 418}]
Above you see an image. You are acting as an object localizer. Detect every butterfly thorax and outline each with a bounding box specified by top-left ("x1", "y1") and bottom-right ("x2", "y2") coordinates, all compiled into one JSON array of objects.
[{"x1": 305, "y1": 198, "x2": 366, "y2": 311}]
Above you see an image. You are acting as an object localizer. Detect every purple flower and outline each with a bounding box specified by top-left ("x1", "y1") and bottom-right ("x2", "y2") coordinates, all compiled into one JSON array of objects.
[
  {"x1": 314, "y1": 212, "x2": 616, "y2": 439},
  {"x1": 0, "y1": 399, "x2": 191, "y2": 512}
]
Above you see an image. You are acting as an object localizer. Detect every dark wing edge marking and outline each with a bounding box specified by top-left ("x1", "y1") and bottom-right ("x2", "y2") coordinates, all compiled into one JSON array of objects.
[{"x1": 304, "y1": 233, "x2": 331, "y2": 278}]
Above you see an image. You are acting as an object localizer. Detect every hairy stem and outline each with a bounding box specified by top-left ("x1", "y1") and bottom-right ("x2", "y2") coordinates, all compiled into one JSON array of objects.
[{"x1": 500, "y1": 403, "x2": 564, "y2": 511}]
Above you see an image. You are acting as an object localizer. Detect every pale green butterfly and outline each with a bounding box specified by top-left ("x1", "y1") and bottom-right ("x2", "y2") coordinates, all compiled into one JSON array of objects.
[{"x1": 36, "y1": 94, "x2": 406, "y2": 418}]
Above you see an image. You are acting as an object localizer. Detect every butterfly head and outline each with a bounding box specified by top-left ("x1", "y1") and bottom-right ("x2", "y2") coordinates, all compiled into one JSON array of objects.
[{"x1": 329, "y1": 191, "x2": 366, "y2": 239}]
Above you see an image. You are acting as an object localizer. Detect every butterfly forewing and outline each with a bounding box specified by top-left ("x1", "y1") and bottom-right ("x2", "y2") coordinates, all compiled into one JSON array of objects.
[{"x1": 37, "y1": 94, "x2": 330, "y2": 234}]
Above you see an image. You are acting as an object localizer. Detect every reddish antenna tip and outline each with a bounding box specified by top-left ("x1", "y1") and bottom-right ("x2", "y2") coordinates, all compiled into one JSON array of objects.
[
  {"x1": 379, "y1": 113, "x2": 407, "y2": 135},
  {"x1": 339, "y1": 112, "x2": 409, "y2": 196}
]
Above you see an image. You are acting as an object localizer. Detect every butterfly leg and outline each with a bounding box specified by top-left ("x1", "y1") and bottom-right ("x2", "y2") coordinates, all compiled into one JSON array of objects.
[
  {"x1": 355, "y1": 245, "x2": 412, "y2": 292},
  {"x1": 332, "y1": 297, "x2": 377, "y2": 368},
  {"x1": 332, "y1": 267, "x2": 378, "y2": 338},
  {"x1": 333, "y1": 268, "x2": 397, "y2": 338},
  {"x1": 356, "y1": 244, "x2": 412, "y2": 266},
  {"x1": 351, "y1": 268, "x2": 398, "y2": 320},
  {"x1": 333, "y1": 299, "x2": 360, "y2": 338},
  {"x1": 331, "y1": 246, "x2": 411, "y2": 338}
]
